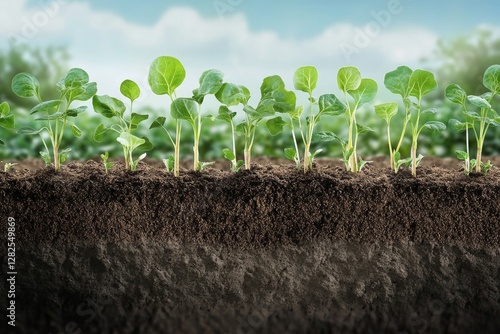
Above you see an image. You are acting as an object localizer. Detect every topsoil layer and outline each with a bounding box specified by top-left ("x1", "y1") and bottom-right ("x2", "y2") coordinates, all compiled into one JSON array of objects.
[{"x1": 1, "y1": 157, "x2": 500, "y2": 334}]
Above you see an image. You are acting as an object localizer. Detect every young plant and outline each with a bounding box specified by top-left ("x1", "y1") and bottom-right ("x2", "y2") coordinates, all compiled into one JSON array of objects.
[
  {"x1": 0, "y1": 102, "x2": 15, "y2": 145},
  {"x1": 2, "y1": 162, "x2": 17, "y2": 173},
  {"x1": 215, "y1": 83, "x2": 247, "y2": 172},
  {"x1": 12, "y1": 68, "x2": 96, "y2": 170},
  {"x1": 448, "y1": 65, "x2": 500, "y2": 174},
  {"x1": 148, "y1": 56, "x2": 186, "y2": 177},
  {"x1": 376, "y1": 66, "x2": 446, "y2": 176},
  {"x1": 337, "y1": 67, "x2": 377, "y2": 172},
  {"x1": 170, "y1": 69, "x2": 224, "y2": 171},
  {"x1": 100, "y1": 151, "x2": 114, "y2": 174},
  {"x1": 93, "y1": 80, "x2": 152, "y2": 172}
]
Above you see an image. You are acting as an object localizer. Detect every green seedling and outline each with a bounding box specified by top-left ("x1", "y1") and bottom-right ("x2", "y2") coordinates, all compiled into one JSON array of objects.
[
  {"x1": 100, "y1": 151, "x2": 114, "y2": 174},
  {"x1": 148, "y1": 56, "x2": 186, "y2": 177},
  {"x1": 2, "y1": 162, "x2": 17, "y2": 173},
  {"x1": 376, "y1": 66, "x2": 446, "y2": 176},
  {"x1": 170, "y1": 69, "x2": 223, "y2": 171},
  {"x1": 336, "y1": 67, "x2": 377, "y2": 172},
  {"x1": 266, "y1": 68, "x2": 347, "y2": 172},
  {"x1": 215, "y1": 83, "x2": 247, "y2": 172},
  {"x1": 0, "y1": 102, "x2": 15, "y2": 145},
  {"x1": 447, "y1": 65, "x2": 500, "y2": 174},
  {"x1": 93, "y1": 80, "x2": 152, "y2": 172},
  {"x1": 12, "y1": 68, "x2": 96, "y2": 170}
]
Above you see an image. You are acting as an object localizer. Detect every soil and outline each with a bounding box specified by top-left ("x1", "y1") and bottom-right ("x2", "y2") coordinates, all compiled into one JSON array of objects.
[{"x1": 1, "y1": 157, "x2": 499, "y2": 333}]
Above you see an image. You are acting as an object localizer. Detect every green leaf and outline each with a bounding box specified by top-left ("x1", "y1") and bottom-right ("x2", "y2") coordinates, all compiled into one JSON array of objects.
[
  {"x1": 289, "y1": 106, "x2": 304, "y2": 120},
  {"x1": 254, "y1": 99, "x2": 275, "y2": 119},
  {"x1": 131, "y1": 153, "x2": 147, "y2": 171},
  {"x1": 467, "y1": 95, "x2": 491, "y2": 109},
  {"x1": 93, "y1": 123, "x2": 110, "y2": 142},
  {"x1": 196, "y1": 69, "x2": 224, "y2": 98},
  {"x1": 29, "y1": 100, "x2": 63, "y2": 115},
  {"x1": 150, "y1": 116, "x2": 166, "y2": 129},
  {"x1": 347, "y1": 78, "x2": 378, "y2": 106},
  {"x1": 266, "y1": 116, "x2": 287, "y2": 136},
  {"x1": 131, "y1": 113, "x2": 149, "y2": 129},
  {"x1": 0, "y1": 115, "x2": 15, "y2": 130},
  {"x1": 384, "y1": 66, "x2": 412, "y2": 97},
  {"x1": 216, "y1": 83, "x2": 245, "y2": 107},
  {"x1": 409, "y1": 69, "x2": 437, "y2": 100},
  {"x1": 448, "y1": 119, "x2": 468, "y2": 132},
  {"x1": 375, "y1": 102, "x2": 398, "y2": 123},
  {"x1": 66, "y1": 106, "x2": 87, "y2": 117},
  {"x1": 357, "y1": 124, "x2": 374, "y2": 135},
  {"x1": 0, "y1": 102, "x2": 10, "y2": 117},
  {"x1": 421, "y1": 108, "x2": 438, "y2": 115},
  {"x1": 455, "y1": 150, "x2": 468, "y2": 161},
  {"x1": 445, "y1": 84, "x2": 467, "y2": 106},
  {"x1": 163, "y1": 155, "x2": 175, "y2": 173},
  {"x1": 312, "y1": 131, "x2": 338, "y2": 143},
  {"x1": 318, "y1": 94, "x2": 346, "y2": 117},
  {"x1": 293, "y1": 66, "x2": 318, "y2": 95},
  {"x1": 483, "y1": 64, "x2": 500, "y2": 94},
  {"x1": 421, "y1": 121, "x2": 446, "y2": 133},
  {"x1": 138, "y1": 136, "x2": 154, "y2": 151},
  {"x1": 235, "y1": 123, "x2": 247, "y2": 136},
  {"x1": 337, "y1": 66, "x2": 362, "y2": 93},
  {"x1": 12, "y1": 73, "x2": 41, "y2": 99},
  {"x1": 72, "y1": 82, "x2": 97, "y2": 102},
  {"x1": 35, "y1": 112, "x2": 65, "y2": 121},
  {"x1": 117, "y1": 132, "x2": 145, "y2": 151},
  {"x1": 148, "y1": 56, "x2": 186, "y2": 97},
  {"x1": 217, "y1": 106, "x2": 237, "y2": 123},
  {"x1": 284, "y1": 148, "x2": 297, "y2": 161},
  {"x1": 17, "y1": 127, "x2": 43, "y2": 135},
  {"x1": 171, "y1": 98, "x2": 198, "y2": 124},
  {"x1": 261, "y1": 75, "x2": 286, "y2": 98},
  {"x1": 40, "y1": 151, "x2": 51, "y2": 166},
  {"x1": 311, "y1": 149, "x2": 323, "y2": 160},
  {"x1": 68, "y1": 123, "x2": 82, "y2": 137},
  {"x1": 120, "y1": 80, "x2": 141, "y2": 102},
  {"x1": 222, "y1": 148, "x2": 235, "y2": 161},
  {"x1": 92, "y1": 95, "x2": 126, "y2": 118},
  {"x1": 59, "y1": 68, "x2": 89, "y2": 89}
]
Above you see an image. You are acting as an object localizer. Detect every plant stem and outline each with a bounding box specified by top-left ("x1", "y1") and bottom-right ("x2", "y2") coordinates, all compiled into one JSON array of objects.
[
  {"x1": 303, "y1": 97, "x2": 314, "y2": 173},
  {"x1": 387, "y1": 124, "x2": 394, "y2": 170},
  {"x1": 411, "y1": 138, "x2": 417, "y2": 177},
  {"x1": 53, "y1": 144, "x2": 60, "y2": 171},
  {"x1": 174, "y1": 120, "x2": 181, "y2": 177}
]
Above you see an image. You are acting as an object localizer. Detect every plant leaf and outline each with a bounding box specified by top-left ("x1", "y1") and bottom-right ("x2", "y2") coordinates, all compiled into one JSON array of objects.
[
  {"x1": 148, "y1": 56, "x2": 186, "y2": 97},
  {"x1": 92, "y1": 95, "x2": 126, "y2": 118},
  {"x1": 409, "y1": 69, "x2": 437, "y2": 100},
  {"x1": 375, "y1": 102, "x2": 398, "y2": 123},
  {"x1": 170, "y1": 98, "x2": 198, "y2": 124},
  {"x1": 284, "y1": 148, "x2": 297, "y2": 161},
  {"x1": 455, "y1": 150, "x2": 468, "y2": 161},
  {"x1": 0, "y1": 114, "x2": 15, "y2": 130},
  {"x1": 216, "y1": 106, "x2": 237, "y2": 123},
  {"x1": 130, "y1": 113, "x2": 149, "y2": 129},
  {"x1": 68, "y1": 122, "x2": 82, "y2": 137},
  {"x1": 445, "y1": 84, "x2": 467, "y2": 106},
  {"x1": 0, "y1": 102, "x2": 10, "y2": 117},
  {"x1": 195, "y1": 69, "x2": 224, "y2": 99},
  {"x1": 467, "y1": 95, "x2": 491, "y2": 109},
  {"x1": 348, "y1": 78, "x2": 378, "y2": 106},
  {"x1": 448, "y1": 119, "x2": 468, "y2": 132},
  {"x1": 40, "y1": 151, "x2": 51, "y2": 165},
  {"x1": 266, "y1": 116, "x2": 287, "y2": 136},
  {"x1": 421, "y1": 121, "x2": 446, "y2": 133},
  {"x1": 120, "y1": 79, "x2": 141, "y2": 102},
  {"x1": 138, "y1": 136, "x2": 154, "y2": 151},
  {"x1": 384, "y1": 66, "x2": 413, "y2": 97},
  {"x1": 66, "y1": 106, "x2": 87, "y2": 117},
  {"x1": 337, "y1": 66, "x2": 362, "y2": 93},
  {"x1": 216, "y1": 83, "x2": 245, "y2": 106},
  {"x1": 30, "y1": 100, "x2": 63, "y2": 115},
  {"x1": 483, "y1": 64, "x2": 500, "y2": 94},
  {"x1": 293, "y1": 66, "x2": 318, "y2": 95},
  {"x1": 261, "y1": 75, "x2": 286, "y2": 99},
  {"x1": 318, "y1": 94, "x2": 346, "y2": 117},
  {"x1": 222, "y1": 148, "x2": 235, "y2": 161},
  {"x1": 72, "y1": 82, "x2": 97, "y2": 102},
  {"x1": 150, "y1": 116, "x2": 166, "y2": 129},
  {"x1": 254, "y1": 99, "x2": 275, "y2": 119},
  {"x1": 312, "y1": 131, "x2": 338, "y2": 143},
  {"x1": 12, "y1": 73, "x2": 41, "y2": 99},
  {"x1": 357, "y1": 124, "x2": 374, "y2": 134},
  {"x1": 421, "y1": 108, "x2": 438, "y2": 115},
  {"x1": 93, "y1": 123, "x2": 110, "y2": 142},
  {"x1": 117, "y1": 132, "x2": 145, "y2": 151},
  {"x1": 17, "y1": 126, "x2": 43, "y2": 135}
]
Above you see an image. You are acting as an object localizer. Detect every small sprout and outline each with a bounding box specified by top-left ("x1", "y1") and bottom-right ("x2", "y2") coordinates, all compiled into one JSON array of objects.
[
  {"x1": 148, "y1": 56, "x2": 186, "y2": 177},
  {"x1": 100, "y1": 152, "x2": 115, "y2": 174},
  {"x1": 12, "y1": 69, "x2": 96, "y2": 170},
  {"x1": 162, "y1": 155, "x2": 175, "y2": 173},
  {"x1": 2, "y1": 162, "x2": 17, "y2": 173},
  {"x1": 197, "y1": 161, "x2": 215, "y2": 172},
  {"x1": 93, "y1": 80, "x2": 152, "y2": 172},
  {"x1": 0, "y1": 102, "x2": 15, "y2": 145}
]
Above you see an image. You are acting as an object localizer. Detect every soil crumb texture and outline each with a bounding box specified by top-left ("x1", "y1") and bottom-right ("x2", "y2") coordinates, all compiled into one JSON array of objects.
[{"x1": 1, "y1": 158, "x2": 499, "y2": 333}]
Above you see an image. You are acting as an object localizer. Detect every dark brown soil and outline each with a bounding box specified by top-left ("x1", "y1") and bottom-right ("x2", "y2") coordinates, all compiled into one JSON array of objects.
[{"x1": 1, "y1": 158, "x2": 499, "y2": 333}]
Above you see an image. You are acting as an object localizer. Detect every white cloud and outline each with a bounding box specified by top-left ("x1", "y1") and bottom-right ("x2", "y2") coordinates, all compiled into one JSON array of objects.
[{"x1": 2, "y1": 0, "x2": 445, "y2": 108}]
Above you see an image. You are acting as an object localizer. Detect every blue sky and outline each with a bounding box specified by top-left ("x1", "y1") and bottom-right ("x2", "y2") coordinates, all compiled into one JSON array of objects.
[{"x1": 4, "y1": 0, "x2": 500, "y2": 107}]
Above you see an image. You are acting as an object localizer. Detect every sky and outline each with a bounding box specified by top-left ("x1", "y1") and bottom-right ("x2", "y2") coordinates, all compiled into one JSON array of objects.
[{"x1": 1, "y1": 0, "x2": 500, "y2": 109}]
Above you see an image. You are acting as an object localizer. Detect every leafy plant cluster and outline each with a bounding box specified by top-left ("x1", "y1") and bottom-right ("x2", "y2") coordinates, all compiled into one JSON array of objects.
[{"x1": 1, "y1": 59, "x2": 499, "y2": 177}]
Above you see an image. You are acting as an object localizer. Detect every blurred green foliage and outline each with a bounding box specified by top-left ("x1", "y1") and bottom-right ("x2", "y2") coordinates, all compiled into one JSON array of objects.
[{"x1": 1, "y1": 29, "x2": 500, "y2": 162}]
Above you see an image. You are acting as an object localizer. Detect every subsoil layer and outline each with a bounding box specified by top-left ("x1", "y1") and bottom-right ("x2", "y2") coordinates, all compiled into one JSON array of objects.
[{"x1": 1, "y1": 158, "x2": 500, "y2": 333}]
